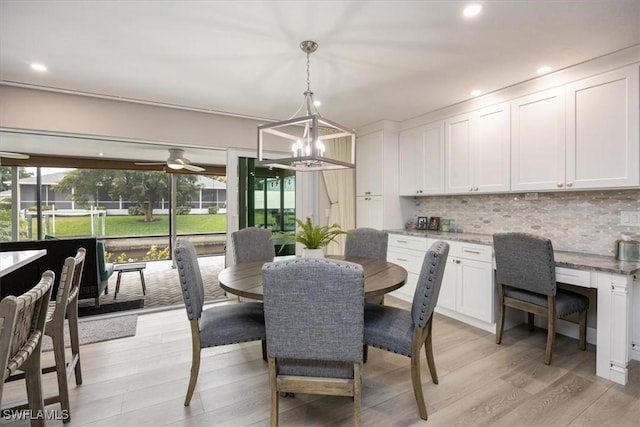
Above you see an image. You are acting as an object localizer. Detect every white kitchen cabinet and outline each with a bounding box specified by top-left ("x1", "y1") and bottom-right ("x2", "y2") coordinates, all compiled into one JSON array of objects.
[
  {"x1": 386, "y1": 234, "x2": 429, "y2": 301},
  {"x1": 355, "y1": 195, "x2": 383, "y2": 230},
  {"x1": 511, "y1": 88, "x2": 566, "y2": 191},
  {"x1": 387, "y1": 233, "x2": 495, "y2": 332},
  {"x1": 565, "y1": 66, "x2": 639, "y2": 189},
  {"x1": 356, "y1": 131, "x2": 384, "y2": 197},
  {"x1": 445, "y1": 103, "x2": 510, "y2": 194},
  {"x1": 512, "y1": 66, "x2": 639, "y2": 191},
  {"x1": 355, "y1": 124, "x2": 403, "y2": 229},
  {"x1": 435, "y1": 240, "x2": 495, "y2": 331},
  {"x1": 398, "y1": 121, "x2": 445, "y2": 196}
]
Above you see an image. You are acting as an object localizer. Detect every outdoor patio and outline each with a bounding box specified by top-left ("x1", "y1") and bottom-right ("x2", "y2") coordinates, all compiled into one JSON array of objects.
[{"x1": 78, "y1": 255, "x2": 228, "y2": 315}]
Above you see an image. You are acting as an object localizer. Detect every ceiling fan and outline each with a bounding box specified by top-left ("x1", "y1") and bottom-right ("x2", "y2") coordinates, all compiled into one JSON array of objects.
[
  {"x1": 0, "y1": 151, "x2": 30, "y2": 159},
  {"x1": 135, "y1": 148, "x2": 205, "y2": 172}
]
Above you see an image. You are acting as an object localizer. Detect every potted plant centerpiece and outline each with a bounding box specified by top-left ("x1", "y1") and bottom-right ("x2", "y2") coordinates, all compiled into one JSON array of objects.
[{"x1": 294, "y1": 217, "x2": 349, "y2": 258}]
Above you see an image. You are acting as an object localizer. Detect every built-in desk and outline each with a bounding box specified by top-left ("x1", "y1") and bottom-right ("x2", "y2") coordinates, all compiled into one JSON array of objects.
[{"x1": 388, "y1": 229, "x2": 640, "y2": 386}]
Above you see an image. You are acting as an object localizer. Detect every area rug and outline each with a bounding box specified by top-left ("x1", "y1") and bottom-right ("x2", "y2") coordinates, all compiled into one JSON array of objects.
[
  {"x1": 42, "y1": 314, "x2": 138, "y2": 351},
  {"x1": 78, "y1": 299, "x2": 144, "y2": 317}
]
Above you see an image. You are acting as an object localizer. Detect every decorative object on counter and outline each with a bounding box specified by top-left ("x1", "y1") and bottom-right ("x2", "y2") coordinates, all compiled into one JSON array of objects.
[
  {"x1": 293, "y1": 217, "x2": 349, "y2": 258},
  {"x1": 615, "y1": 233, "x2": 640, "y2": 262},
  {"x1": 440, "y1": 219, "x2": 451, "y2": 232},
  {"x1": 416, "y1": 216, "x2": 428, "y2": 230},
  {"x1": 405, "y1": 220, "x2": 415, "y2": 230},
  {"x1": 428, "y1": 216, "x2": 440, "y2": 231}
]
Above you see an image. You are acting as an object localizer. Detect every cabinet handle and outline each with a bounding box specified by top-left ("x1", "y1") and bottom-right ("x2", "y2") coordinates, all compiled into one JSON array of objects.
[
  {"x1": 474, "y1": 187, "x2": 479, "y2": 191},
  {"x1": 557, "y1": 182, "x2": 564, "y2": 188},
  {"x1": 364, "y1": 191, "x2": 371, "y2": 195},
  {"x1": 396, "y1": 240, "x2": 408, "y2": 243},
  {"x1": 396, "y1": 257, "x2": 409, "y2": 262},
  {"x1": 463, "y1": 249, "x2": 481, "y2": 254},
  {"x1": 468, "y1": 187, "x2": 473, "y2": 192},
  {"x1": 566, "y1": 182, "x2": 573, "y2": 188},
  {"x1": 450, "y1": 258, "x2": 461, "y2": 264}
]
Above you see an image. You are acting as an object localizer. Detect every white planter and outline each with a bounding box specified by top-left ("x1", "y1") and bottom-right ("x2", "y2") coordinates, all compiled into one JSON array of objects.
[{"x1": 302, "y1": 248, "x2": 325, "y2": 258}]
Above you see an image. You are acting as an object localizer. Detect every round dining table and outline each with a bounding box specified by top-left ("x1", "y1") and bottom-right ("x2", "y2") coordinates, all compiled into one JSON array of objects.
[{"x1": 217, "y1": 255, "x2": 408, "y2": 301}]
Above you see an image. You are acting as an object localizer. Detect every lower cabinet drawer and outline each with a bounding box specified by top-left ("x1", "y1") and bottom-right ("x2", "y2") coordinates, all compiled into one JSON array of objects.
[
  {"x1": 387, "y1": 247, "x2": 424, "y2": 275},
  {"x1": 388, "y1": 234, "x2": 428, "y2": 252}
]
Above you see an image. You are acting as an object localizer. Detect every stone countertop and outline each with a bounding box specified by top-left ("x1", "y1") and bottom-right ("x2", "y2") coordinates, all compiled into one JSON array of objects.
[{"x1": 387, "y1": 229, "x2": 640, "y2": 276}]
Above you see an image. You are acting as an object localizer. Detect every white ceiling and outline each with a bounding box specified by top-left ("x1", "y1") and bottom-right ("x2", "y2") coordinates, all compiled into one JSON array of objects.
[{"x1": 1, "y1": 0, "x2": 639, "y2": 163}]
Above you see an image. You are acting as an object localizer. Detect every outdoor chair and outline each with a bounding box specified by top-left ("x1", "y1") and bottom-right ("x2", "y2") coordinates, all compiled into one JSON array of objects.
[
  {"x1": 493, "y1": 232, "x2": 589, "y2": 365},
  {"x1": 0, "y1": 271, "x2": 55, "y2": 427},
  {"x1": 174, "y1": 238, "x2": 266, "y2": 406},
  {"x1": 262, "y1": 258, "x2": 365, "y2": 427},
  {"x1": 363, "y1": 240, "x2": 449, "y2": 420}
]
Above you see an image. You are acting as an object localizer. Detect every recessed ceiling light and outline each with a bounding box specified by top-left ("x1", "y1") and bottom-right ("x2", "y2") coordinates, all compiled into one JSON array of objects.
[
  {"x1": 313, "y1": 100, "x2": 321, "y2": 107},
  {"x1": 30, "y1": 62, "x2": 47, "y2": 72},
  {"x1": 463, "y1": 3, "x2": 483, "y2": 18},
  {"x1": 470, "y1": 89, "x2": 482, "y2": 97},
  {"x1": 537, "y1": 65, "x2": 552, "y2": 74}
]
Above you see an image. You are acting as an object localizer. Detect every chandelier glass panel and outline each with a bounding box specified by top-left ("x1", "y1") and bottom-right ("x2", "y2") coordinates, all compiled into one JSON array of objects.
[{"x1": 257, "y1": 41, "x2": 356, "y2": 171}]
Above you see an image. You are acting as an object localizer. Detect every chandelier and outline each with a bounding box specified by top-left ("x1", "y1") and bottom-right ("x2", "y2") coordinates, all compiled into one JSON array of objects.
[{"x1": 257, "y1": 40, "x2": 356, "y2": 171}]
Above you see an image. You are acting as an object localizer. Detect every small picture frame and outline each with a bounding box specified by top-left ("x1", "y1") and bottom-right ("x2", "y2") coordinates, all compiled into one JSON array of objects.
[
  {"x1": 428, "y1": 216, "x2": 440, "y2": 231},
  {"x1": 416, "y1": 216, "x2": 428, "y2": 230}
]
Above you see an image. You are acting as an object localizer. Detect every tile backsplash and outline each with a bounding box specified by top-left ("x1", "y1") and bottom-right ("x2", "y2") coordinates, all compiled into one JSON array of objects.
[{"x1": 414, "y1": 189, "x2": 640, "y2": 256}]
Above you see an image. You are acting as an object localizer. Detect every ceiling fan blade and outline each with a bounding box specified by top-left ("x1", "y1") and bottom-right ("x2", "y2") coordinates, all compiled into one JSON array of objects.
[
  {"x1": 0, "y1": 151, "x2": 30, "y2": 159},
  {"x1": 183, "y1": 163, "x2": 205, "y2": 172}
]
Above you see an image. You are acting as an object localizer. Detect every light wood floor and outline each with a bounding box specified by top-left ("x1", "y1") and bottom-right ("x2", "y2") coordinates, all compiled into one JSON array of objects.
[{"x1": 2, "y1": 297, "x2": 638, "y2": 426}]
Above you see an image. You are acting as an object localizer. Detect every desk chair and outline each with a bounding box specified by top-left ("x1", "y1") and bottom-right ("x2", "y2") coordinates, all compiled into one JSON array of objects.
[
  {"x1": 363, "y1": 240, "x2": 449, "y2": 420},
  {"x1": 0, "y1": 271, "x2": 55, "y2": 427},
  {"x1": 262, "y1": 258, "x2": 365, "y2": 427},
  {"x1": 174, "y1": 238, "x2": 266, "y2": 406},
  {"x1": 42, "y1": 248, "x2": 85, "y2": 422},
  {"x1": 493, "y1": 232, "x2": 589, "y2": 365}
]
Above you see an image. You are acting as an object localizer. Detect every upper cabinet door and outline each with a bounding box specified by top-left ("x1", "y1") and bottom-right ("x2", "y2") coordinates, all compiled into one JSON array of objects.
[
  {"x1": 355, "y1": 131, "x2": 384, "y2": 196},
  {"x1": 565, "y1": 66, "x2": 640, "y2": 189},
  {"x1": 398, "y1": 121, "x2": 445, "y2": 196},
  {"x1": 445, "y1": 112, "x2": 473, "y2": 194},
  {"x1": 511, "y1": 88, "x2": 566, "y2": 191},
  {"x1": 473, "y1": 103, "x2": 510, "y2": 193},
  {"x1": 398, "y1": 127, "x2": 423, "y2": 196}
]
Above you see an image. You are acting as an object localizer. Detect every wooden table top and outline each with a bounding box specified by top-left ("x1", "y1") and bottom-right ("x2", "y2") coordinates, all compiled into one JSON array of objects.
[{"x1": 218, "y1": 255, "x2": 408, "y2": 301}]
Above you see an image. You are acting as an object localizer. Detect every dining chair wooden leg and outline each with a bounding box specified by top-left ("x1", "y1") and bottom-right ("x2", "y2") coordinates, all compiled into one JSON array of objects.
[
  {"x1": 353, "y1": 363, "x2": 362, "y2": 427},
  {"x1": 268, "y1": 358, "x2": 279, "y2": 427},
  {"x1": 184, "y1": 321, "x2": 201, "y2": 406},
  {"x1": 528, "y1": 312, "x2": 535, "y2": 331},
  {"x1": 544, "y1": 297, "x2": 556, "y2": 365},
  {"x1": 410, "y1": 331, "x2": 428, "y2": 420},
  {"x1": 579, "y1": 310, "x2": 587, "y2": 351},
  {"x1": 496, "y1": 285, "x2": 505, "y2": 344},
  {"x1": 262, "y1": 339, "x2": 267, "y2": 361},
  {"x1": 50, "y1": 329, "x2": 71, "y2": 420},
  {"x1": 424, "y1": 321, "x2": 438, "y2": 384}
]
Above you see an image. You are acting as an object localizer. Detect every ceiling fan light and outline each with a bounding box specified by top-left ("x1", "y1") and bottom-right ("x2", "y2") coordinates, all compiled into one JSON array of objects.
[{"x1": 167, "y1": 161, "x2": 184, "y2": 170}]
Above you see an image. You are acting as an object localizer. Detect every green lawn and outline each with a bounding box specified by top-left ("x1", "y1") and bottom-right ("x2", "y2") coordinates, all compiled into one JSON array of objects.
[{"x1": 36, "y1": 214, "x2": 226, "y2": 238}]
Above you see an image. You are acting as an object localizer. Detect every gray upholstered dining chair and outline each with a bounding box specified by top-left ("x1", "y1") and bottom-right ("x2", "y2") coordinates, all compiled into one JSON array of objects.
[
  {"x1": 231, "y1": 227, "x2": 275, "y2": 264},
  {"x1": 1, "y1": 271, "x2": 55, "y2": 427},
  {"x1": 262, "y1": 258, "x2": 365, "y2": 427},
  {"x1": 174, "y1": 238, "x2": 266, "y2": 406},
  {"x1": 363, "y1": 240, "x2": 449, "y2": 421},
  {"x1": 42, "y1": 248, "x2": 85, "y2": 422},
  {"x1": 493, "y1": 232, "x2": 589, "y2": 365},
  {"x1": 345, "y1": 227, "x2": 388, "y2": 304}
]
